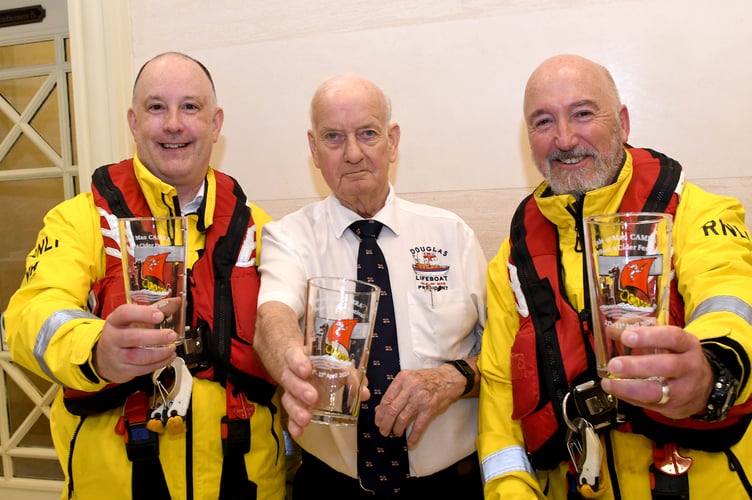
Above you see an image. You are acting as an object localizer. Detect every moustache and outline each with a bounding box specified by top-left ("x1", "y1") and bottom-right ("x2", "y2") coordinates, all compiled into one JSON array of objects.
[{"x1": 548, "y1": 148, "x2": 598, "y2": 163}]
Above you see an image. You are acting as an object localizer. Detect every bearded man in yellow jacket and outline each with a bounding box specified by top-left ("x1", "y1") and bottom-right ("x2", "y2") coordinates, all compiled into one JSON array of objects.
[{"x1": 478, "y1": 54, "x2": 752, "y2": 499}]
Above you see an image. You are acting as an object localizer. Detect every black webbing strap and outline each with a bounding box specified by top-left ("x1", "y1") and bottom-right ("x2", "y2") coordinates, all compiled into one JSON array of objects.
[
  {"x1": 510, "y1": 198, "x2": 568, "y2": 413},
  {"x1": 219, "y1": 382, "x2": 257, "y2": 499},
  {"x1": 91, "y1": 164, "x2": 136, "y2": 218},
  {"x1": 209, "y1": 180, "x2": 258, "y2": 499},
  {"x1": 208, "y1": 180, "x2": 249, "y2": 383},
  {"x1": 638, "y1": 148, "x2": 682, "y2": 214},
  {"x1": 637, "y1": 149, "x2": 689, "y2": 500},
  {"x1": 219, "y1": 417, "x2": 256, "y2": 499},
  {"x1": 123, "y1": 391, "x2": 171, "y2": 499},
  {"x1": 649, "y1": 467, "x2": 689, "y2": 500}
]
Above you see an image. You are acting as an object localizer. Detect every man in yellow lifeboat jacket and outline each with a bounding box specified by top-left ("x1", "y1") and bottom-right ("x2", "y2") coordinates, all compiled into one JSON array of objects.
[
  {"x1": 5, "y1": 52, "x2": 285, "y2": 499},
  {"x1": 478, "y1": 54, "x2": 752, "y2": 499}
]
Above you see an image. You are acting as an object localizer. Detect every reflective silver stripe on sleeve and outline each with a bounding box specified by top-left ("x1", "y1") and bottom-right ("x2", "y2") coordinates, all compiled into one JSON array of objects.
[
  {"x1": 481, "y1": 445, "x2": 536, "y2": 485},
  {"x1": 688, "y1": 296, "x2": 752, "y2": 326},
  {"x1": 34, "y1": 309, "x2": 99, "y2": 384}
]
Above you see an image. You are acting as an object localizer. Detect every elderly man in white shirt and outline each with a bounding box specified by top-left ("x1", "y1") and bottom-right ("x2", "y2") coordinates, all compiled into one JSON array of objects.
[{"x1": 254, "y1": 74, "x2": 487, "y2": 499}]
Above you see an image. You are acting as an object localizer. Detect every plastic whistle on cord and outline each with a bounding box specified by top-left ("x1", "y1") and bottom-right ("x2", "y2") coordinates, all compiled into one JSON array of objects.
[
  {"x1": 566, "y1": 417, "x2": 607, "y2": 498},
  {"x1": 147, "y1": 357, "x2": 193, "y2": 434}
]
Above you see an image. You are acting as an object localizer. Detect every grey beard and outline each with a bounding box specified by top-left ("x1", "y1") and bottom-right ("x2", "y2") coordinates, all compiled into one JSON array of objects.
[{"x1": 539, "y1": 141, "x2": 625, "y2": 196}]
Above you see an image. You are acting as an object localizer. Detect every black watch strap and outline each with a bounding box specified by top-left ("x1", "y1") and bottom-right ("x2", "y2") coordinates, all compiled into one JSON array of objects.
[
  {"x1": 692, "y1": 348, "x2": 739, "y2": 422},
  {"x1": 446, "y1": 359, "x2": 475, "y2": 396}
]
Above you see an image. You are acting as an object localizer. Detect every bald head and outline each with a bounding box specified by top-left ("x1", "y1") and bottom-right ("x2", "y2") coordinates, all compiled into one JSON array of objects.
[
  {"x1": 306, "y1": 74, "x2": 399, "y2": 218},
  {"x1": 524, "y1": 54, "x2": 621, "y2": 121},
  {"x1": 309, "y1": 74, "x2": 391, "y2": 131},
  {"x1": 127, "y1": 51, "x2": 223, "y2": 204},
  {"x1": 133, "y1": 52, "x2": 217, "y2": 106},
  {"x1": 522, "y1": 54, "x2": 630, "y2": 196}
]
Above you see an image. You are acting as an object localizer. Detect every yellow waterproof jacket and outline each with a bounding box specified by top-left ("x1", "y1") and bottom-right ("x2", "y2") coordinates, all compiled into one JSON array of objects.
[
  {"x1": 5, "y1": 156, "x2": 286, "y2": 499},
  {"x1": 478, "y1": 149, "x2": 752, "y2": 499}
]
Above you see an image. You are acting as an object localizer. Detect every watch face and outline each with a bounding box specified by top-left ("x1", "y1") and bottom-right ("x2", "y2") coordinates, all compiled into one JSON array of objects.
[{"x1": 695, "y1": 349, "x2": 740, "y2": 422}]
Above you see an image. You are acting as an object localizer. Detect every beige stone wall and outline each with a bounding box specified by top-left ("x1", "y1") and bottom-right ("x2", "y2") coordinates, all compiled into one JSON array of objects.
[
  {"x1": 258, "y1": 177, "x2": 752, "y2": 261},
  {"x1": 124, "y1": 0, "x2": 752, "y2": 207}
]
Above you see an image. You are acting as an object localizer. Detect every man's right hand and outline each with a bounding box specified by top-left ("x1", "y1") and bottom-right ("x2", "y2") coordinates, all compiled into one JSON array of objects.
[
  {"x1": 278, "y1": 342, "x2": 317, "y2": 436},
  {"x1": 93, "y1": 303, "x2": 177, "y2": 383},
  {"x1": 255, "y1": 300, "x2": 371, "y2": 437}
]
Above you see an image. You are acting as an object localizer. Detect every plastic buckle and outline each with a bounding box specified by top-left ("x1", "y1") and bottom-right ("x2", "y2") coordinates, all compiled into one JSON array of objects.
[
  {"x1": 125, "y1": 422, "x2": 160, "y2": 462},
  {"x1": 221, "y1": 381, "x2": 254, "y2": 456},
  {"x1": 221, "y1": 416, "x2": 251, "y2": 456},
  {"x1": 563, "y1": 380, "x2": 618, "y2": 431},
  {"x1": 178, "y1": 324, "x2": 208, "y2": 370}
]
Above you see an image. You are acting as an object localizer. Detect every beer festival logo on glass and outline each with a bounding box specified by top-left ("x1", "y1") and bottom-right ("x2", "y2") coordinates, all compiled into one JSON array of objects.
[
  {"x1": 584, "y1": 212, "x2": 673, "y2": 378},
  {"x1": 595, "y1": 246, "x2": 664, "y2": 328},
  {"x1": 118, "y1": 216, "x2": 188, "y2": 347},
  {"x1": 130, "y1": 240, "x2": 177, "y2": 304},
  {"x1": 310, "y1": 316, "x2": 369, "y2": 378},
  {"x1": 304, "y1": 277, "x2": 380, "y2": 425}
]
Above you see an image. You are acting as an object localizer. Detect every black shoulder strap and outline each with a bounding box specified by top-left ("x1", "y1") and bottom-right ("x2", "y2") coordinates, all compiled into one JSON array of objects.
[
  {"x1": 210, "y1": 176, "x2": 250, "y2": 384},
  {"x1": 509, "y1": 196, "x2": 568, "y2": 421},
  {"x1": 91, "y1": 164, "x2": 135, "y2": 218},
  {"x1": 215, "y1": 180, "x2": 277, "y2": 405},
  {"x1": 210, "y1": 176, "x2": 263, "y2": 500},
  {"x1": 639, "y1": 148, "x2": 683, "y2": 213}
]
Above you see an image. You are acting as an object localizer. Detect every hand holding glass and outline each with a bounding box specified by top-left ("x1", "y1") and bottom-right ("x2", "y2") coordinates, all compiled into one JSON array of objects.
[
  {"x1": 583, "y1": 212, "x2": 673, "y2": 378},
  {"x1": 118, "y1": 216, "x2": 188, "y2": 347},
  {"x1": 303, "y1": 277, "x2": 380, "y2": 425}
]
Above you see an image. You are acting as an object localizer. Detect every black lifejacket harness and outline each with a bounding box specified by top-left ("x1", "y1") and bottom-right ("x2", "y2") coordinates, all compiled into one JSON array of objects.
[
  {"x1": 508, "y1": 148, "x2": 752, "y2": 499},
  {"x1": 63, "y1": 160, "x2": 277, "y2": 500}
]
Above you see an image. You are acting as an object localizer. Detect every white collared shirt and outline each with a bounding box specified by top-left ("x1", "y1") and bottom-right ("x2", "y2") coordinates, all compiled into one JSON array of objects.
[
  {"x1": 181, "y1": 181, "x2": 205, "y2": 215},
  {"x1": 258, "y1": 186, "x2": 487, "y2": 478}
]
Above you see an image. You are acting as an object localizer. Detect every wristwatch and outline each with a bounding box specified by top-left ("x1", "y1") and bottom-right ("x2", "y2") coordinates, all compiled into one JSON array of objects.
[
  {"x1": 693, "y1": 348, "x2": 739, "y2": 422},
  {"x1": 445, "y1": 359, "x2": 475, "y2": 396}
]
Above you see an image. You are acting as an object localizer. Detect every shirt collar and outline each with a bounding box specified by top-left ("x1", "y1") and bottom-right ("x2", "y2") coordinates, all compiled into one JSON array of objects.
[
  {"x1": 328, "y1": 184, "x2": 399, "y2": 239},
  {"x1": 132, "y1": 153, "x2": 214, "y2": 229},
  {"x1": 182, "y1": 181, "x2": 206, "y2": 215}
]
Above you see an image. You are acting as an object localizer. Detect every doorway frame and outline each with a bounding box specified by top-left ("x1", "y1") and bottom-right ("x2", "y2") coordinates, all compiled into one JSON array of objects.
[{"x1": 0, "y1": 1, "x2": 132, "y2": 497}]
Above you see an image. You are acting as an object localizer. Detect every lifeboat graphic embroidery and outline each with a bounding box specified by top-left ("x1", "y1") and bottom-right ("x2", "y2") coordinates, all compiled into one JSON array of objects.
[
  {"x1": 411, "y1": 251, "x2": 449, "y2": 274},
  {"x1": 412, "y1": 250, "x2": 449, "y2": 293}
]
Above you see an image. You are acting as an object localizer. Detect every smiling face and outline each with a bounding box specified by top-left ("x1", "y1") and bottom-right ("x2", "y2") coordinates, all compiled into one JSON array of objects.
[
  {"x1": 524, "y1": 54, "x2": 630, "y2": 196},
  {"x1": 127, "y1": 53, "x2": 223, "y2": 202},
  {"x1": 307, "y1": 75, "x2": 400, "y2": 218}
]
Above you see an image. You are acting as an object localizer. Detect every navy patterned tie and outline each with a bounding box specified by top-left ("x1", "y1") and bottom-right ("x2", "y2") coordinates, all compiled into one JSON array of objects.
[{"x1": 350, "y1": 220, "x2": 410, "y2": 495}]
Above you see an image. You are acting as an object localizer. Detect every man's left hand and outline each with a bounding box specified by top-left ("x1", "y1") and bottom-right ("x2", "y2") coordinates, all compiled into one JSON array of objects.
[{"x1": 373, "y1": 363, "x2": 468, "y2": 446}]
